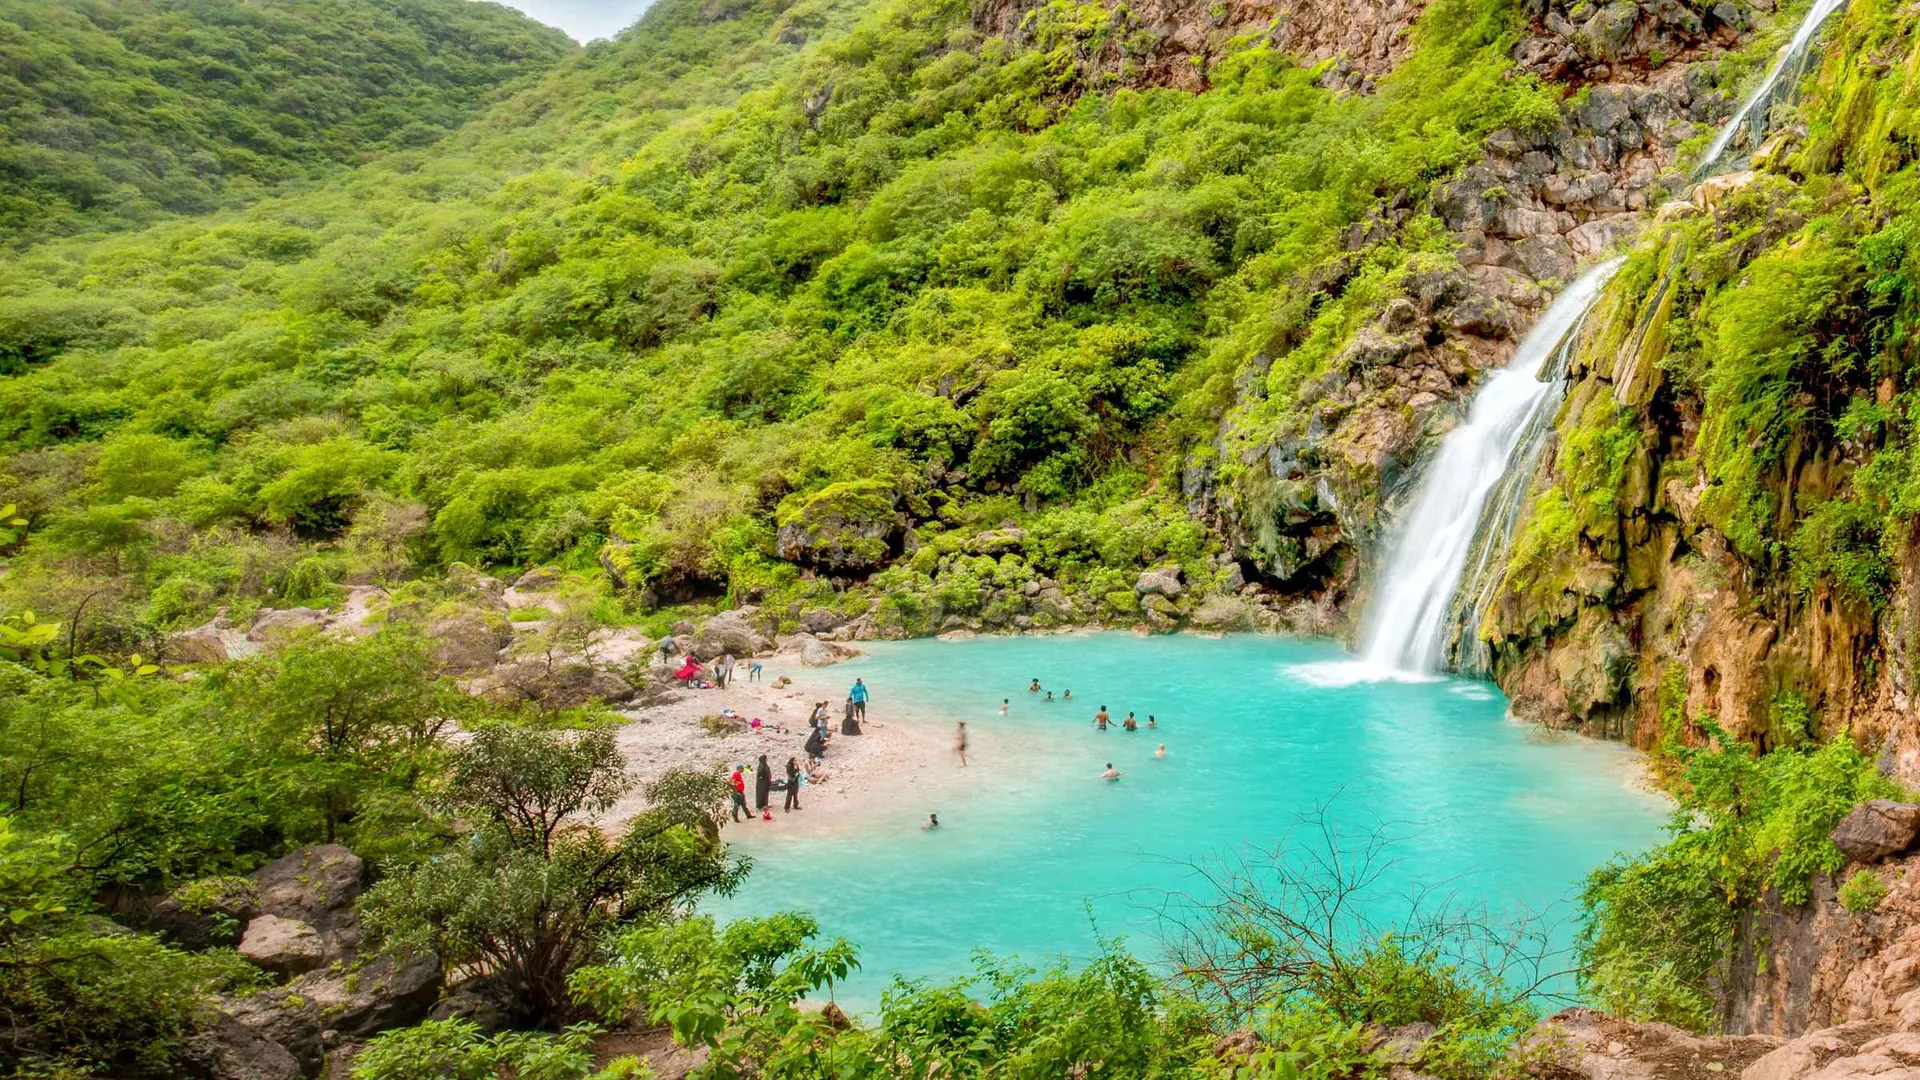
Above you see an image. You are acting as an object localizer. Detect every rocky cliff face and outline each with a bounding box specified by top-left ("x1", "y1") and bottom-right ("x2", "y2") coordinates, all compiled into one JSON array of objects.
[{"x1": 1193, "y1": 58, "x2": 1740, "y2": 627}]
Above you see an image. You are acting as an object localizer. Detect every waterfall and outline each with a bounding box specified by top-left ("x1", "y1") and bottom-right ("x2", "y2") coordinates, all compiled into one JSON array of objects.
[
  {"x1": 1316, "y1": 0, "x2": 1855, "y2": 683},
  {"x1": 1357, "y1": 259, "x2": 1625, "y2": 674},
  {"x1": 1696, "y1": 0, "x2": 1849, "y2": 173}
]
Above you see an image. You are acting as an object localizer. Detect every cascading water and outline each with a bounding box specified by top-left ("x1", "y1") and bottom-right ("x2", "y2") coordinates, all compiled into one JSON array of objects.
[
  {"x1": 1335, "y1": 0, "x2": 1852, "y2": 680},
  {"x1": 1697, "y1": 0, "x2": 1849, "y2": 173},
  {"x1": 1357, "y1": 259, "x2": 1624, "y2": 674}
]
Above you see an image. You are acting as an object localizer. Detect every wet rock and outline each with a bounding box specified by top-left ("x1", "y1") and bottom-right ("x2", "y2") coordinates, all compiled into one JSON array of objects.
[
  {"x1": 1830, "y1": 801, "x2": 1920, "y2": 863},
  {"x1": 1189, "y1": 595, "x2": 1255, "y2": 631},
  {"x1": 239, "y1": 915, "x2": 325, "y2": 977},
  {"x1": 1693, "y1": 169, "x2": 1758, "y2": 210}
]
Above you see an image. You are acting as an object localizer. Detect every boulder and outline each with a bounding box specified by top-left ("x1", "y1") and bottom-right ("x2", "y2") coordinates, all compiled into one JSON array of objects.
[
  {"x1": 166, "y1": 620, "x2": 242, "y2": 665},
  {"x1": 252, "y1": 845, "x2": 365, "y2": 933},
  {"x1": 146, "y1": 876, "x2": 259, "y2": 949},
  {"x1": 443, "y1": 564, "x2": 507, "y2": 604},
  {"x1": 180, "y1": 1013, "x2": 301, "y2": 1080},
  {"x1": 228, "y1": 953, "x2": 443, "y2": 1073},
  {"x1": 798, "y1": 608, "x2": 847, "y2": 634},
  {"x1": 483, "y1": 660, "x2": 636, "y2": 708},
  {"x1": 246, "y1": 608, "x2": 330, "y2": 643},
  {"x1": 1189, "y1": 595, "x2": 1256, "y2": 632},
  {"x1": 428, "y1": 607, "x2": 512, "y2": 673},
  {"x1": 1830, "y1": 801, "x2": 1920, "y2": 863},
  {"x1": 1134, "y1": 568, "x2": 1185, "y2": 600},
  {"x1": 798, "y1": 635, "x2": 855, "y2": 668},
  {"x1": 1693, "y1": 169, "x2": 1758, "y2": 211},
  {"x1": 238, "y1": 915, "x2": 325, "y2": 977},
  {"x1": 428, "y1": 973, "x2": 517, "y2": 1033},
  {"x1": 774, "y1": 480, "x2": 899, "y2": 573},
  {"x1": 693, "y1": 609, "x2": 770, "y2": 660},
  {"x1": 513, "y1": 566, "x2": 561, "y2": 590}
]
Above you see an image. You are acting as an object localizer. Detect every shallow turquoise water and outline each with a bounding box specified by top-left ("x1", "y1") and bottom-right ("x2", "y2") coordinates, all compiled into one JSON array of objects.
[{"x1": 707, "y1": 633, "x2": 1668, "y2": 1011}]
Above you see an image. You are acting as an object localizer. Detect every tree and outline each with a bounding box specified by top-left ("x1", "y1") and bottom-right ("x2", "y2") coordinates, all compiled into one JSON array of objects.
[{"x1": 362, "y1": 730, "x2": 746, "y2": 1026}]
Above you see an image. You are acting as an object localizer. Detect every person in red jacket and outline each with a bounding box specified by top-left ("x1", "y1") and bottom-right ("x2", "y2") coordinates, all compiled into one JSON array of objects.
[{"x1": 729, "y1": 766, "x2": 750, "y2": 822}]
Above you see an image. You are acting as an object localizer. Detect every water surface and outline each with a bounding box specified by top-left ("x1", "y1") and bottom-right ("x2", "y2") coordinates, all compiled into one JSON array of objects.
[{"x1": 708, "y1": 633, "x2": 1667, "y2": 1011}]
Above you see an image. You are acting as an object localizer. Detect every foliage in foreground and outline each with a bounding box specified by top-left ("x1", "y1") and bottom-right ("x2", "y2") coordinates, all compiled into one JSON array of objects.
[{"x1": 1578, "y1": 727, "x2": 1896, "y2": 1028}]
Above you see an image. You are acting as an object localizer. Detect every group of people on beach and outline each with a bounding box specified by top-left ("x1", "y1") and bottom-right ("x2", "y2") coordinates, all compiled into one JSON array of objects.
[
  {"x1": 669, "y1": 646, "x2": 763, "y2": 689},
  {"x1": 726, "y1": 678, "x2": 873, "y2": 824}
]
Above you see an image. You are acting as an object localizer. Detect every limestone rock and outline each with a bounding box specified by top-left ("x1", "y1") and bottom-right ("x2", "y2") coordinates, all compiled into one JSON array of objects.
[
  {"x1": 239, "y1": 915, "x2": 325, "y2": 977},
  {"x1": 181, "y1": 1013, "x2": 301, "y2": 1080},
  {"x1": 798, "y1": 635, "x2": 856, "y2": 667},
  {"x1": 443, "y1": 563, "x2": 507, "y2": 603},
  {"x1": 693, "y1": 609, "x2": 772, "y2": 660},
  {"x1": 1135, "y1": 567, "x2": 1185, "y2": 599},
  {"x1": 428, "y1": 607, "x2": 512, "y2": 673},
  {"x1": 252, "y1": 845, "x2": 365, "y2": 933},
  {"x1": 1831, "y1": 802, "x2": 1920, "y2": 863},
  {"x1": 1693, "y1": 169, "x2": 1758, "y2": 211},
  {"x1": 483, "y1": 659, "x2": 636, "y2": 708},
  {"x1": 798, "y1": 608, "x2": 847, "y2": 634},
  {"x1": 774, "y1": 480, "x2": 899, "y2": 573},
  {"x1": 229, "y1": 953, "x2": 443, "y2": 1073},
  {"x1": 146, "y1": 876, "x2": 259, "y2": 949},
  {"x1": 1189, "y1": 595, "x2": 1255, "y2": 631},
  {"x1": 166, "y1": 619, "x2": 247, "y2": 664},
  {"x1": 513, "y1": 566, "x2": 561, "y2": 590},
  {"x1": 246, "y1": 607, "x2": 329, "y2": 643}
]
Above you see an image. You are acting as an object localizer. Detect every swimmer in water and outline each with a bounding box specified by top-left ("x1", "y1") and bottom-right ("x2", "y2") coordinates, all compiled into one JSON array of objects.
[
  {"x1": 1000, "y1": 698, "x2": 1009, "y2": 715},
  {"x1": 1028, "y1": 679, "x2": 1041, "y2": 692},
  {"x1": 1063, "y1": 689, "x2": 1073, "y2": 700},
  {"x1": 924, "y1": 812, "x2": 940, "y2": 829},
  {"x1": 1123, "y1": 711, "x2": 1137, "y2": 732},
  {"x1": 1154, "y1": 744, "x2": 1167, "y2": 759},
  {"x1": 1147, "y1": 715, "x2": 1157, "y2": 729},
  {"x1": 1094, "y1": 706, "x2": 1110, "y2": 730},
  {"x1": 1044, "y1": 690, "x2": 1055, "y2": 701},
  {"x1": 955, "y1": 722, "x2": 969, "y2": 766},
  {"x1": 1100, "y1": 763, "x2": 1121, "y2": 781}
]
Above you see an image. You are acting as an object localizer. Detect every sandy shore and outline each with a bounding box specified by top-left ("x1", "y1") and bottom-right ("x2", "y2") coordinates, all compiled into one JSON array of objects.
[{"x1": 603, "y1": 644, "x2": 949, "y2": 833}]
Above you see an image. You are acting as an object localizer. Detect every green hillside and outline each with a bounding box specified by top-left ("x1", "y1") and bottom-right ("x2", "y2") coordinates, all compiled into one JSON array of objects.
[{"x1": 0, "y1": 0, "x2": 574, "y2": 244}]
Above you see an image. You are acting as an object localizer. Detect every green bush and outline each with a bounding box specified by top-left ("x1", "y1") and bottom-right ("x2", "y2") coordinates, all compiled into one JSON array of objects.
[{"x1": 1839, "y1": 868, "x2": 1890, "y2": 914}]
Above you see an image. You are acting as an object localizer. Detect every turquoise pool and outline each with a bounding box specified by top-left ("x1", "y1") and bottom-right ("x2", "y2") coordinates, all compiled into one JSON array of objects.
[{"x1": 706, "y1": 633, "x2": 1668, "y2": 1011}]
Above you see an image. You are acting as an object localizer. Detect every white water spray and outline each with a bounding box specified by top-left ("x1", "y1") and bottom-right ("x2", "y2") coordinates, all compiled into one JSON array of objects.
[
  {"x1": 1697, "y1": 0, "x2": 1849, "y2": 172},
  {"x1": 1358, "y1": 258, "x2": 1624, "y2": 673}
]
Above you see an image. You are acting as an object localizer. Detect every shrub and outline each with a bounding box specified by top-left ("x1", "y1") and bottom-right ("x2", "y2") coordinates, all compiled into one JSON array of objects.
[{"x1": 1839, "y1": 868, "x2": 1889, "y2": 914}]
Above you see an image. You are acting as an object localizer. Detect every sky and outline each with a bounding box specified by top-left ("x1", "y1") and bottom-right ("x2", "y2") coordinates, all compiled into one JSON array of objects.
[{"x1": 495, "y1": 0, "x2": 656, "y2": 41}]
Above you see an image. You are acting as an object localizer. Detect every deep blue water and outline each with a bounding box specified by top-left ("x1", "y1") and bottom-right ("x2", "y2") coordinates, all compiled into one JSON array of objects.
[{"x1": 706, "y1": 633, "x2": 1668, "y2": 1012}]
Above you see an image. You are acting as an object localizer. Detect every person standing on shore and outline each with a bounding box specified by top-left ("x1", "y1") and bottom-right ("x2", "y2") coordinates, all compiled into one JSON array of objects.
[
  {"x1": 955, "y1": 721, "x2": 969, "y2": 766},
  {"x1": 784, "y1": 757, "x2": 802, "y2": 811},
  {"x1": 729, "y1": 766, "x2": 750, "y2": 822},
  {"x1": 850, "y1": 678, "x2": 869, "y2": 720},
  {"x1": 841, "y1": 696, "x2": 862, "y2": 736},
  {"x1": 754, "y1": 754, "x2": 772, "y2": 811}
]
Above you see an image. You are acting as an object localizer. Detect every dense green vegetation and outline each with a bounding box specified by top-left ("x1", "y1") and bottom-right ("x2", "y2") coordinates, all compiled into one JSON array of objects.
[
  {"x1": 2, "y1": 0, "x2": 1912, "y2": 1069},
  {"x1": 0, "y1": 0, "x2": 574, "y2": 246},
  {"x1": 0, "y1": 0, "x2": 1571, "y2": 647}
]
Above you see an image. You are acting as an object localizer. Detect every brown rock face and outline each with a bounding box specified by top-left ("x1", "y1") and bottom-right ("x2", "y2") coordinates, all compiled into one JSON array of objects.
[
  {"x1": 238, "y1": 914, "x2": 326, "y2": 977},
  {"x1": 1832, "y1": 803, "x2": 1920, "y2": 864},
  {"x1": 973, "y1": 0, "x2": 1428, "y2": 95}
]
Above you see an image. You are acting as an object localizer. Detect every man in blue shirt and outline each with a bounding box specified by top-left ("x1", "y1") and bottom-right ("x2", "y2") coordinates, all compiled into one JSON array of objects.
[{"x1": 849, "y1": 678, "x2": 869, "y2": 720}]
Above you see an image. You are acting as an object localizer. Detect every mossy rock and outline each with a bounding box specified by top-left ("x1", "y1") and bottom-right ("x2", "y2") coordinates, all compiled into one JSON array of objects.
[{"x1": 775, "y1": 480, "x2": 901, "y2": 573}]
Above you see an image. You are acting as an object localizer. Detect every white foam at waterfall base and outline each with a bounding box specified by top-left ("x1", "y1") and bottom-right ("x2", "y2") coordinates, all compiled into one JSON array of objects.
[{"x1": 1353, "y1": 257, "x2": 1625, "y2": 676}]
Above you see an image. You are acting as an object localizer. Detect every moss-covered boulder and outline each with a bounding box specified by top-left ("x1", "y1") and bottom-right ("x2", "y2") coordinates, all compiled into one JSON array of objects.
[{"x1": 775, "y1": 480, "x2": 901, "y2": 573}]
